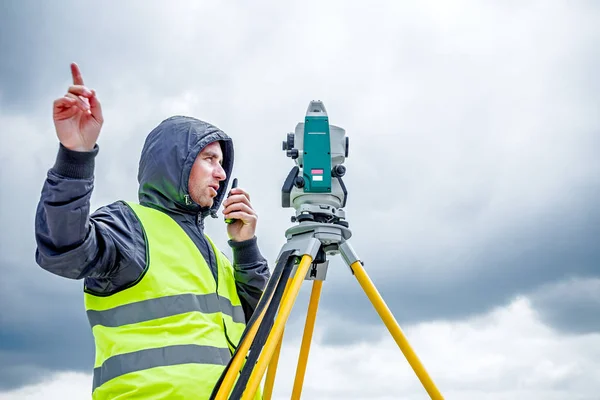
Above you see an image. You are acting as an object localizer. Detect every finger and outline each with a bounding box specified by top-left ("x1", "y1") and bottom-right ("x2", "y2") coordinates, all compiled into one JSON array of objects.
[
  {"x1": 64, "y1": 93, "x2": 90, "y2": 112},
  {"x1": 229, "y1": 187, "x2": 251, "y2": 202},
  {"x1": 54, "y1": 96, "x2": 80, "y2": 114},
  {"x1": 224, "y1": 211, "x2": 257, "y2": 225},
  {"x1": 67, "y1": 85, "x2": 93, "y2": 98},
  {"x1": 55, "y1": 105, "x2": 80, "y2": 120},
  {"x1": 71, "y1": 62, "x2": 84, "y2": 86},
  {"x1": 88, "y1": 89, "x2": 104, "y2": 123},
  {"x1": 223, "y1": 202, "x2": 255, "y2": 216},
  {"x1": 223, "y1": 192, "x2": 253, "y2": 208},
  {"x1": 67, "y1": 86, "x2": 92, "y2": 111},
  {"x1": 223, "y1": 204, "x2": 258, "y2": 223},
  {"x1": 53, "y1": 96, "x2": 77, "y2": 111},
  {"x1": 53, "y1": 98, "x2": 79, "y2": 120},
  {"x1": 223, "y1": 197, "x2": 255, "y2": 212}
]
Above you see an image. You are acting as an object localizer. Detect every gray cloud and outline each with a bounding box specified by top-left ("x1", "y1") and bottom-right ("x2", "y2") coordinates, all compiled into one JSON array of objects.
[
  {"x1": 529, "y1": 278, "x2": 600, "y2": 335},
  {"x1": 1, "y1": 0, "x2": 599, "y2": 392},
  {"x1": 314, "y1": 190, "x2": 600, "y2": 334},
  {"x1": 0, "y1": 257, "x2": 94, "y2": 390}
]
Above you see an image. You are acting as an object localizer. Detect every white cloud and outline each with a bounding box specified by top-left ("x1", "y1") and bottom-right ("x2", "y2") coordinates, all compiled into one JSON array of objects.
[
  {"x1": 269, "y1": 296, "x2": 600, "y2": 399},
  {"x1": 0, "y1": 372, "x2": 92, "y2": 400},
  {"x1": 2, "y1": 296, "x2": 597, "y2": 400}
]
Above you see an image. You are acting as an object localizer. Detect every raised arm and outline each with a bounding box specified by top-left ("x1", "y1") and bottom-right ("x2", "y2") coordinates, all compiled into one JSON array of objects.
[{"x1": 34, "y1": 64, "x2": 143, "y2": 289}]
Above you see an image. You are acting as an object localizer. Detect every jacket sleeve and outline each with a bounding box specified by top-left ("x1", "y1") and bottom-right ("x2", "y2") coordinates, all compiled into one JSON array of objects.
[
  {"x1": 34, "y1": 144, "x2": 145, "y2": 293},
  {"x1": 228, "y1": 237, "x2": 271, "y2": 321}
]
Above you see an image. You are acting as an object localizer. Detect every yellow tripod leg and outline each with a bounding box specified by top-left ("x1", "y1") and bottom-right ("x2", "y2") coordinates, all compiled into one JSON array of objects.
[
  {"x1": 263, "y1": 278, "x2": 293, "y2": 400},
  {"x1": 241, "y1": 254, "x2": 314, "y2": 400},
  {"x1": 291, "y1": 279, "x2": 323, "y2": 400},
  {"x1": 263, "y1": 331, "x2": 284, "y2": 400},
  {"x1": 350, "y1": 260, "x2": 444, "y2": 400},
  {"x1": 214, "y1": 304, "x2": 268, "y2": 400}
]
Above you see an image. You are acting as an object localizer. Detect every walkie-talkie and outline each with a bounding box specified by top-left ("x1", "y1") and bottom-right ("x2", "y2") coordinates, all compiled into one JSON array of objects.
[{"x1": 224, "y1": 178, "x2": 238, "y2": 224}]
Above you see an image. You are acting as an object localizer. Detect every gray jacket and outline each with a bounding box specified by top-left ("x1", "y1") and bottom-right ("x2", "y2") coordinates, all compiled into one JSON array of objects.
[{"x1": 34, "y1": 116, "x2": 270, "y2": 322}]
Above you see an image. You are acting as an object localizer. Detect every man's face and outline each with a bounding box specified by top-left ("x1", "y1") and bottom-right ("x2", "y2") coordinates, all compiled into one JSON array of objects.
[{"x1": 188, "y1": 141, "x2": 227, "y2": 207}]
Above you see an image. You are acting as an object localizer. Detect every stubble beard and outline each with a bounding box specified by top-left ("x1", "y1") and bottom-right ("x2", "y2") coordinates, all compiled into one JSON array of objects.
[{"x1": 190, "y1": 186, "x2": 214, "y2": 208}]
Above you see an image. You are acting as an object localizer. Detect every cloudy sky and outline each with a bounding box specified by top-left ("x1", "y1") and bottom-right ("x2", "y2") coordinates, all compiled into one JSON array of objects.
[{"x1": 1, "y1": 0, "x2": 599, "y2": 399}]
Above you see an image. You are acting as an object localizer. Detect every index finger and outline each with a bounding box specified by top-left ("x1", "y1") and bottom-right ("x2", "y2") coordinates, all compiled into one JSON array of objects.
[
  {"x1": 71, "y1": 63, "x2": 84, "y2": 86},
  {"x1": 230, "y1": 187, "x2": 251, "y2": 202}
]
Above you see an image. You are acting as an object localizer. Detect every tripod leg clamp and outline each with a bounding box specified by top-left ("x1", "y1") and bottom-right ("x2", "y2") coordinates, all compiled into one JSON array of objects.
[{"x1": 339, "y1": 240, "x2": 361, "y2": 267}]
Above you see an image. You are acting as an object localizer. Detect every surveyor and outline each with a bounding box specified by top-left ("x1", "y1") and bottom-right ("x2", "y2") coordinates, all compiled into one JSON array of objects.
[{"x1": 34, "y1": 63, "x2": 270, "y2": 399}]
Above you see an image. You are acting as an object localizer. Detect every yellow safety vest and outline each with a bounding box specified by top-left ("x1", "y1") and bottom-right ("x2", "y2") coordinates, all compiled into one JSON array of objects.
[{"x1": 84, "y1": 201, "x2": 258, "y2": 399}]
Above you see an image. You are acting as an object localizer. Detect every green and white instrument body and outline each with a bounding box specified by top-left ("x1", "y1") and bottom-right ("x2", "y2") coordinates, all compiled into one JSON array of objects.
[{"x1": 282, "y1": 101, "x2": 349, "y2": 224}]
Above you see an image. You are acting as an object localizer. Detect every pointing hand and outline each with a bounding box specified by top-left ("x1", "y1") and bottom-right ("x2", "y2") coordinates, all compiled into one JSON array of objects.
[{"x1": 53, "y1": 63, "x2": 103, "y2": 152}]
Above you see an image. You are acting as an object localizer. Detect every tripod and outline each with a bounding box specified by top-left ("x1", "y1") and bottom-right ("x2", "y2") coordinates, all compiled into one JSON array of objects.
[{"x1": 211, "y1": 215, "x2": 445, "y2": 399}]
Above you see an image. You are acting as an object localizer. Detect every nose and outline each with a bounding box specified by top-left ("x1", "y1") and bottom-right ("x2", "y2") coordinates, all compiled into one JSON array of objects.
[{"x1": 214, "y1": 163, "x2": 226, "y2": 181}]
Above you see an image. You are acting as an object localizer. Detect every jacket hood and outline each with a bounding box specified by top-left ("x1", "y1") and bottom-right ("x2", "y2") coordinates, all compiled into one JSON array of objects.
[{"x1": 137, "y1": 115, "x2": 234, "y2": 219}]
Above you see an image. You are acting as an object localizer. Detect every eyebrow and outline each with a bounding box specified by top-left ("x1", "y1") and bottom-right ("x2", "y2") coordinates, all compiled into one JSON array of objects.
[{"x1": 203, "y1": 150, "x2": 223, "y2": 163}]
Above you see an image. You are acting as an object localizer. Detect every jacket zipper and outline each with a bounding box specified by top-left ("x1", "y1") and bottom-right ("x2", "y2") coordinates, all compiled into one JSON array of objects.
[
  {"x1": 196, "y1": 213, "x2": 218, "y2": 290},
  {"x1": 223, "y1": 322, "x2": 237, "y2": 355},
  {"x1": 197, "y1": 212, "x2": 235, "y2": 354}
]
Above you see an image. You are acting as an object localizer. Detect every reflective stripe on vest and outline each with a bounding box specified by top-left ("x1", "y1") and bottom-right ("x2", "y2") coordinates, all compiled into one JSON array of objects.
[
  {"x1": 93, "y1": 344, "x2": 231, "y2": 389},
  {"x1": 83, "y1": 201, "x2": 252, "y2": 399},
  {"x1": 87, "y1": 292, "x2": 246, "y2": 328}
]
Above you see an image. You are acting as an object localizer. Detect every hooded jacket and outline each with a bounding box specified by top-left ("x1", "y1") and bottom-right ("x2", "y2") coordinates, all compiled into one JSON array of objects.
[{"x1": 34, "y1": 116, "x2": 270, "y2": 322}]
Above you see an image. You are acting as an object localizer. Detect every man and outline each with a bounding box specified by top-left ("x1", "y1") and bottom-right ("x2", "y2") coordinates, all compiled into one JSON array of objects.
[{"x1": 34, "y1": 63, "x2": 270, "y2": 399}]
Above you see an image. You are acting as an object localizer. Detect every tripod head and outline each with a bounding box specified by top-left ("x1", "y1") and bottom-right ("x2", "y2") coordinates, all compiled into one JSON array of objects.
[{"x1": 281, "y1": 100, "x2": 349, "y2": 226}]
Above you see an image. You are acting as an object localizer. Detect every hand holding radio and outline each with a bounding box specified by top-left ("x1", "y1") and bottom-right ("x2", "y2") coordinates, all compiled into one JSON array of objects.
[{"x1": 223, "y1": 179, "x2": 258, "y2": 242}]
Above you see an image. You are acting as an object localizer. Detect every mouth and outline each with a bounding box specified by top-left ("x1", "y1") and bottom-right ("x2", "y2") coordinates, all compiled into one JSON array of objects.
[{"x1": 209, "y1": 184, "x2": 219, "y2": 195}]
